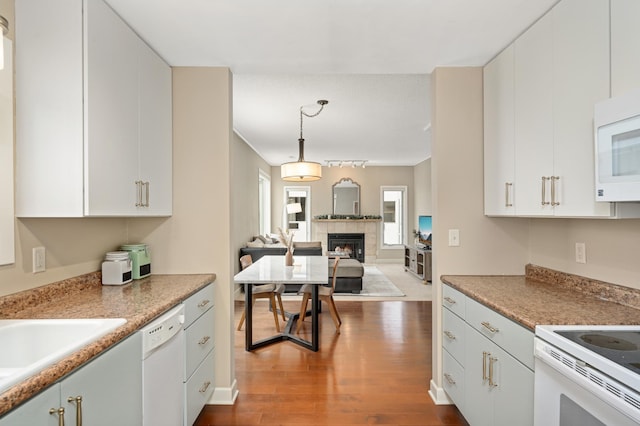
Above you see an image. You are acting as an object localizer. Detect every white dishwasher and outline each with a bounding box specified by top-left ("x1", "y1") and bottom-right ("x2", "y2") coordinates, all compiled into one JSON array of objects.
[{"x1": 140, "y1": 304, "x2": 185, "y2": 426}]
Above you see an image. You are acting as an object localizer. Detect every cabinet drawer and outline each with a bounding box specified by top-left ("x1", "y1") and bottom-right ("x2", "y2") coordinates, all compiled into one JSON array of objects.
[
  {"x1": 443, "y1": 307, "x2": 466, "y2": 363},
  {"x1": 184, "y1": 284, "x2": 214, "y2": 327},
  {"x1": 465, "y1": 297, "x2": 534, "y2": 369},
  {"x1": 443, "y1": 349, "x2": 465, "y2": 412},
  {"x1": 443, "y1": 285, "x2": 466, "y2": 319},
  {"x1": 185, "y1": 307, "x2": 215, "y2": 379},
  {"x1": 185, "y1": 348, "x2": 215, "y2": 426}
]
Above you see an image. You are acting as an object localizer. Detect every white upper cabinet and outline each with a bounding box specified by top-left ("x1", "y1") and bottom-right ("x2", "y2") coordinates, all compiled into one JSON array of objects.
[
  {"x1": 484, "y1": 45, "x2": 515, "y2": 216},
  {"x1": 16, "y1": 0, "x2": 172, "y2": 217},
  {"x1": 485, "y1": 0, "x2": 623, "y2": 218},
  {"x1": 611, "y1": 0, "x2": 640, "y2": 96}
]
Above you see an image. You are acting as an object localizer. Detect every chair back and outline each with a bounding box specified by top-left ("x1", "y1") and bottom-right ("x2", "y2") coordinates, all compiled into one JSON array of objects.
[
  {"x1": 329, "y1": 257, "x2": 340, "y2": 292},
  {"x1": 240, "y1": 254, "x2": 253, "y2": 270}
]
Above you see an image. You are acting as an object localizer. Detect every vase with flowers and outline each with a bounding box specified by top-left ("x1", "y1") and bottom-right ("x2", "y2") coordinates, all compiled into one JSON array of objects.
[{"x1": 278, "y1": 227, "x2": 296, "y2": 266}]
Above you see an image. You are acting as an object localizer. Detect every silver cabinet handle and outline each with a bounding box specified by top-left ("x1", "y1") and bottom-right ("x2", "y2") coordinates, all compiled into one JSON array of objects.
[
  {"x1": 443, "y1": 296, "x2": 456, "y2": 305},
  {"x1": 444, "y1": 373, "x2": 456, "y2": 385},
  {"x1": 481, "y1": 321, "x2": 499, "y2": 333},
  {"x1": 199, "y1": 381, "x2": 212, "y2": 393},
  {"x1": 143, "y1": 181, "x2": 150, "y2": 207},
  {"x1": 198, "y1": 335, "x2": 211, "y2": 346},
  {"x1": 505, "y1": 182, "x2": 513, "y2": 207},
  {"x1": 135, "y1": 181, "x2": 143, "y2": 207},
  {"x1": 541, "y1": 176, "x2": 549, "y2": 206},
  {"x1": 197, "y1": 299, "x2": 210, "y2": 308},
  {"x1": 443, "y1": 331, "x2": 456, "y2": 340},
  {"x1": 551, "y1": 176, "x2": 560, "y2": 206},
  {"x1": 489, "y1": 355, "x2": 498, "y2": 387}
]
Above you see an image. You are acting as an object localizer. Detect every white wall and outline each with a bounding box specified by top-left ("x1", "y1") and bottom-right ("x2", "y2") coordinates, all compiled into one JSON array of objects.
[{"x1": 429, "y1": 67, "x2": 530, "y2": 402}]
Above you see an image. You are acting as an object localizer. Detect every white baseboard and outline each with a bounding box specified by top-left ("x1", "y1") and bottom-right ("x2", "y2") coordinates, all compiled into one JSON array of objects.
[
  {"x1": 428, "y1": 379, "x2": 454, "y2": 405},
  {"x1": 208, "y1": 379, "x2": 239, "y2": 405}
]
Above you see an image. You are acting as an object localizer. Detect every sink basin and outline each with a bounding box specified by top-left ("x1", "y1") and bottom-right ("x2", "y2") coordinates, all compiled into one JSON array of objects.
[{"x1": 0, "y1": 318, "x2": 126, "y2": 394}]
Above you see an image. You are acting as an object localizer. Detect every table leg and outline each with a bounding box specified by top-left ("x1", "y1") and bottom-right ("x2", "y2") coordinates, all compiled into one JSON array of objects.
[
  {"x1": 244, "y1": 283, "x2": 252, "y2": 351},
  {"x1": 311, "y1": 284, "x2": 319, "y2": 351}
]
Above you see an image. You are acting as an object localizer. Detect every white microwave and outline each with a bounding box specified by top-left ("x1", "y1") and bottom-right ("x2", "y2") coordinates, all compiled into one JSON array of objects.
[{"x1": 595, "y1": 90, "x2": 640, "y2": 202}]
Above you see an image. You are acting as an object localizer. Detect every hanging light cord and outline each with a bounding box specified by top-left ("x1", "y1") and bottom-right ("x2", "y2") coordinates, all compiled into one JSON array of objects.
[{"x1": 299, "y1": 100, "x2": 328, "y2": 140}]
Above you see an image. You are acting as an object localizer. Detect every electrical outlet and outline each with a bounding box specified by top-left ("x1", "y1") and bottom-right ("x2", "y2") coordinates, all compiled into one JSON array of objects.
[
  {"x1": 33, "y1": 247, "x2": 46, "y2": 273},
  {"x1": 448, "y1": 229, "x2": 460, "y2": 247},
  {"x1": 575, "y1": 242, "x2": 586, "y2": 264}
]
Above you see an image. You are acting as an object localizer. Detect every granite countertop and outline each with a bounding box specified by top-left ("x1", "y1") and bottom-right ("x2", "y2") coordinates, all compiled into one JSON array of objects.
[
  {"x1": 0, "y1": 272, "x2": 215, "y2": 416},
  {"x1": 441, "y1": 264, "x2": 640, "y2": 331}
]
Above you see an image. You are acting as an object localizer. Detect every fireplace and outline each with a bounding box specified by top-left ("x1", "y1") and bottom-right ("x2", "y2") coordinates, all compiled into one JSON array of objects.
[{"x1": 327, "y1": 233, "x2": 365, "y2": 263}]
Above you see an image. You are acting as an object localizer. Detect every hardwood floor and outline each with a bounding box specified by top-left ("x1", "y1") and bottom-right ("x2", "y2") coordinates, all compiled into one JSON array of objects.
[{"x1": 194, "y1": 299, "x2": 468, "y2": 426}]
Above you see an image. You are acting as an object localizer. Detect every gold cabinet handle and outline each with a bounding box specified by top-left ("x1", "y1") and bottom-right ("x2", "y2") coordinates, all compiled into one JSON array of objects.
[
  {"x1": 482, "y1": 351, "x2": 488, "y2": 382},
  {"x1": 443, "y1": 331, "x2": 456, "y2": 340},
  {"x1": 443, "y1": 296, "x2": 456, "y2": 305},
  {"x1": 489, "y1": 356, "x2": 498, "y2": 388},
  {"x1": 481, "y1": 321, "x2": 499, "y2": 333},
  {"x1": 197, "y1": 299, "x2": 210, "y2": 308},
  {"x1": 198, "y1": 335, "x2": 211, "y2": 345},
  {"x1": 505, "y1": 182, "x2": 513, "y2": 207},
  {"x1": 199, "y1": 381, "x2": 211, "y2": 394},
  {"x1": 444, "y1": 373, "x2": 456, "y2": 385},
  {"x1": 67, "y1": 396, "x2": 82, "y2": 426},
  {"x1": 551, "y1": 176, "x2": 560, "y2": 206},
  {"x1": 49, "y1": 407, "x2": 65, "y2": 426}
]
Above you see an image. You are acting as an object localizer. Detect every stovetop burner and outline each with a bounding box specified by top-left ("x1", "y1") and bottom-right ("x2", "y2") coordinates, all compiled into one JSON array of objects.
[{"x1": 557, "y1": 330, "x2": 640, "y2": 375}]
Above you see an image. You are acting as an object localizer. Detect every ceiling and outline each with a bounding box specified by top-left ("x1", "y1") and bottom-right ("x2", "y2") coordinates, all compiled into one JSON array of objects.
[{"x1": 104, "y1": 0, "x2": 559, "y2": 166}]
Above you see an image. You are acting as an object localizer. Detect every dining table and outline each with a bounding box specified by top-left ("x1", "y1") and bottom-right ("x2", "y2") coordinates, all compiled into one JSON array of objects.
[{"x1": 233, "y1": 255, "x2": 329, "y2": 352}]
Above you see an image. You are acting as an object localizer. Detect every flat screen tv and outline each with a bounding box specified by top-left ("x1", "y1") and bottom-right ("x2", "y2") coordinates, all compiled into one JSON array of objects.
[{"x1": 417, "y1": 215, "x2": 432, "y2": 249}]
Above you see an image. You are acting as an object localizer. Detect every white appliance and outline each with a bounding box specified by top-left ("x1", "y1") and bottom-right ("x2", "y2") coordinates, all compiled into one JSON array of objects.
[
  {"x1": 534, "y1": 325, "x2": 640, "y2": 426},
  {"x1": 141, "y1": 305, "x2": 185, "y2": 426},
  {"x1": 595, "y1": 90, "x2": 640, "y2": 202}
]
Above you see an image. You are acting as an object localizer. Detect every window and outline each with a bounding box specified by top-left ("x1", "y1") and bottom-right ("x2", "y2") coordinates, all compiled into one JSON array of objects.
[
  {"x1": 381, "y1": 186, "x2": 407, "y2": 247},
  {"x1": 258, "y1": 170, "x2": 271, "y2": 235},
  {"x1": 284, "y1": 186, "x2": 311, "y2": 241}
]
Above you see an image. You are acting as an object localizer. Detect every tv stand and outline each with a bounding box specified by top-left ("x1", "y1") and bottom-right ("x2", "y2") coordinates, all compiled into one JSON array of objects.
[{"x1": 404, "y1": 245, "x2": 432, "y2": 282}]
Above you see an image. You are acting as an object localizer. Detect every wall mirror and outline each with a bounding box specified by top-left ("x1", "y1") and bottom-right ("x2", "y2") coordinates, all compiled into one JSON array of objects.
[
  {"x1": 0, "y1": 38, "x2": 15, "y2": 265},
  {"x1": 333, "y1": 178, "x2": 360, "y2": 215}
]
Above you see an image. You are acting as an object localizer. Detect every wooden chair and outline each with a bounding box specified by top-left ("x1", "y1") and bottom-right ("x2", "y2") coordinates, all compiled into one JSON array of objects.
[
  {"x1": 296, "y1": 257, "x2": 342, "y2": 334},
  {"x1": 237, "y1": 255, "x2": 286, "y2": 332}
]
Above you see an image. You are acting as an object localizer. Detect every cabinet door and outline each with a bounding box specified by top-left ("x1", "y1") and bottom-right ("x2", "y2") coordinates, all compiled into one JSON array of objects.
[
  {"x1": 611, "y1": 0, "x2": 640, "y2": 96},
  {"x1": 514, "y1": 12, "x2": 554, "y2": 217},
  {"x1": 492, "y1": 344, "x2": 534, "y2": 426},
  {"x1": 138, "y1": 42, "x2": 173, "y2": 216},
  {"x1": 60, "y1": 333, "x2": 142, "y2": 426},
  {"x1": 463, "y1": 325, "x2": 494, "y2": 426},
  {"x1": 0, "y1": 384, "x2": 60, "y2": 426},
  {"x1": 84, "y1": 0, "x2": 140, "y2": 216},
  {"x1": 552, "y1": 0, "x2": 611, "y2": 217},
  {"x1": 484, "y1": 44, "x2": 515, "y2": 216}
]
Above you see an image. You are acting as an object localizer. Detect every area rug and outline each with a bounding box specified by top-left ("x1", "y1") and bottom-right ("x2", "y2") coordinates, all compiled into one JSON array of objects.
[{"x1": 336, "y1": 265, "x2": 405, "y2": 297}]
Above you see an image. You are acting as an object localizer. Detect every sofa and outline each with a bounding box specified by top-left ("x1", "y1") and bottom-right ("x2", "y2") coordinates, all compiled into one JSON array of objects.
[{"x1": 239, "y1": 240, "x2": 363, "y2": 293}]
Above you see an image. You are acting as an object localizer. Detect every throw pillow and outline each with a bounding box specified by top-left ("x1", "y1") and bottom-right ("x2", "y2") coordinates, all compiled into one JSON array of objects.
[{"x1": 246, "y1": 239, "x2": 264, "y2": 248}]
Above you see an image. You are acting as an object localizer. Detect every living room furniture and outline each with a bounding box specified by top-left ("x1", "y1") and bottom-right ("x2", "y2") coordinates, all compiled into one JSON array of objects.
[
  {"x1": 297, "y1": 257, "x2": 342, "y2": 334},
  {"x1": 234, "y1": 255, "x2": 329, "y2": 352},
  {"x1": 404, "y1": 245, "x2": 432, "y2": 282},
  {"x1": 236, "y1": 255, "x2": 286, "y2": 333}
]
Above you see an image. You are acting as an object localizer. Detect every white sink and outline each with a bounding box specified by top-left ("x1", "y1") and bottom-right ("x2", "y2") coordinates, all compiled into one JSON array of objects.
[{"x1": 0, "y1": 318, "x2": 126, "y2": 394}]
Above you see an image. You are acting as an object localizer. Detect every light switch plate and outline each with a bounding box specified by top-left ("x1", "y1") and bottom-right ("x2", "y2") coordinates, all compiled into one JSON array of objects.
[
  {"x1": 448, "y1": 229, "x2": 460, "y2": 247},
  {"x1": 575, "y1": 242, "x2": 586, "y2": 264}
]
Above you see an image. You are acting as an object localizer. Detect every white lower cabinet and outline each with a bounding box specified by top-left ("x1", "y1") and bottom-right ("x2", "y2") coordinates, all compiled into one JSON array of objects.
[
  {"x1": 0, "y1": 333, "x2": 142, "y2": 425},
  {"x1": 442, "y1": 285, "x2": 534, "y2": 426},
  {"x1": 183, "y1": 284, "x2": 215, "y2": 425}
]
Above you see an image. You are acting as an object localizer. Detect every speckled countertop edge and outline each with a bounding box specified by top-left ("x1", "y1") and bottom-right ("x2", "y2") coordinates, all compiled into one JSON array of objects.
[
  {"x1": 0, "y1": 272, "x2": 215, "y2": 416},
  {"x1": 441, "y1": 264, "x2": 640, "y2": 331}
]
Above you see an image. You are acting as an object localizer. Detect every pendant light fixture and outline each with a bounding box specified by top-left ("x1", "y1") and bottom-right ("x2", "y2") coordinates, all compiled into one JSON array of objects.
[
  {"x1": 0, "y1": 15, "x2": 8, "y2": 71},
  {"x1": 281, "y1": 100, "x2": 328, "y2": 182}
]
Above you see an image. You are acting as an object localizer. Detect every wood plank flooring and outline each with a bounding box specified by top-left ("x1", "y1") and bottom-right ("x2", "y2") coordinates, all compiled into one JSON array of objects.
[{"x1": 194, "y1": 299, "x2": 468, "y2": 426}]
